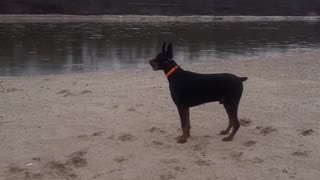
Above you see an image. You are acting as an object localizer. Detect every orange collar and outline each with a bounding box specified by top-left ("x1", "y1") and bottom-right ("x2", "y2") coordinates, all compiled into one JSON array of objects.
[{"x1": 166, "y1": 65, "x2": 179, "y2": 78}]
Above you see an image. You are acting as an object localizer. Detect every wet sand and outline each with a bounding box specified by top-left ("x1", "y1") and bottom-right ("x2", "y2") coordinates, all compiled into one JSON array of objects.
[{"x1": 1, "y1": 49, "x2": 320, "y2": 179}]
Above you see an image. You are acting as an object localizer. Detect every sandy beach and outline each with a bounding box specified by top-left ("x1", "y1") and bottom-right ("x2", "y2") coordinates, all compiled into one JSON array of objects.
[{"x1": 1, "y1": 49, "x2": 320, "y2": 180}]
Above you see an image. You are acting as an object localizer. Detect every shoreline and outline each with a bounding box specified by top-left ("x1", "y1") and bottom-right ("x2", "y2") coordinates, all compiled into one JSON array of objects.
[
  {"x1": 1, "y1": 47, "x2": 319, "y2": 78},
  {"x1": 0, "y1": 15, "x2": 320, "y2": 23}
]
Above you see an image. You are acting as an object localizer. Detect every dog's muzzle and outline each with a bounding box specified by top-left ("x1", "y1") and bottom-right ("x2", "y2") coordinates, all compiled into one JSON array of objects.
[{"x1": 149, "y1": 59, "x2": 159, "y2": 71}]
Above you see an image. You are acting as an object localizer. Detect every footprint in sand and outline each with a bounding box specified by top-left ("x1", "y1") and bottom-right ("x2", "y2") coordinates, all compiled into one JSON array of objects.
[
  {"x1": 248, "y1": 157, "x2": 264, "y2": 164},
  {"x1": 192, "y1": 138, "x2": 210, "y2": 152},
  {"x1": 7, "y1": 165, "x2": 25, "y2": 173},
  {"x1": 43, "y1": 77, "x2": 51, "y2": 81},
  {"x1": 107, "y1": 134, "x2": 115, "y2": 140},
  {"x1": 127, "y1": 104, "x2": 146, "y2": 112},
  {"x1": 6, "y1": 88, "x2": 20, "y2": 92},
  {"x1": 160, "y1": 171, "x2": 176, "y2": 180},
  {"x1": 57, "y1": 89, "x2": 69, "y2": 94},
  {"x1": 45, "y1": 160, "x2": 78, "y2": 179},
  {"x1": 32, "y1": 157, "x2": 41, "y2": 162},
  {"x1": 257, "y1": 126, "x2": 277, "y2": 135},
  {"x1": 128, "y1": 107, "x2": 136, "y2": 112},
  {"x1": 6, "y1": 161, "x2": 73, "y2": 180},
  {"x1": 242, "y1": 140, "x2": 257, "y2": 147},
  {"x1": 230, "y1": 152, "x2": 243, "y2": 161},
  {"x1": 136, "y1": 104, "x2": 144, "y2": 107},
  {"x1": 44, "y1": 150, "x2": 88, "y2": 178},
  {"x1": 194, "y1": 159, "x2": 214, "y2": 166},
  {"x1": 152, "y1": 140, "x2": 164, "y2": 145},
  {"x1": 24, "y1": 171, "x2": 43, "y2": 179},
  {"x1": 239, "y1": 117, "x2": 252, "y2": 127},
  {"x1": 174, "y1": 166, "x2": 186, "y2": 172},
  {"x1": 111, "y1": 105, "x2": 119, "y2": 109},
  {"x1": 299, "y1": 129, "x2": 314, "y2": 136},
  {"x1": 81, "y1": 90, "x2": 92, "y2": 95},
  {"x1": 291, "y1": 150, "x2": 310, "y2": 158},
  {"x1": 281, "y1": 168, "x2": 297, "y2": 179},
  {"x1": 113, "y1": 156, "x2": 128, "y2": 164},
  {"x1": 77, "y1": 135, "x2": 89, "y2": 139},
  {"x1": 160, "y1": 159, "x2": 185, "y2": 174},
  {"x1": 57, "y1": 89, "x2": 75, "y2": 97},
  {"x1": 161, "y1": 159, "x2": 179, "y2": 164},
  {"x1": 4, "y1": 150, "x2": 87, "y2": 180},
  {"x1": 151, "y1": 141, "x2": 172, "y2": 149},
  {"x1": 94, "y1": 102, "x2": 106, "y2": 106},
  {"x1": 92, "y1": 131, "x2": 104, "y2": 136},
  {"x1": 77, "y1": 131, "x2": 104, "y2": 139},
  {"x1": 5, "y1": 165, "x2": 43, "y2": 180},
  {"x1": 192, "y1": 142, "x2": 209, "y2": 153},
  {"x1": 118, "y1": 133, "x2": 137, "y2": 142},
  {"x1": 66, "y1": 150, "x2": 88, "y2": 168},
  {"x1": 0, "y1": 86, "x2": 22, "y2": 93},
  {"x1": 192, "y1": 144, "x2": 204, "y2": 151},
  {"x1": 148, "y1": 127, "x2": 166, "y2": 134},
  {"x1": 4, "y1": 157, "x2": 43, "y2": 179}
]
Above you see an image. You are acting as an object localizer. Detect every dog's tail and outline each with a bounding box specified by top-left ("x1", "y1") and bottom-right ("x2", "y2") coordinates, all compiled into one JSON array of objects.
[{"x1": 239, "y1": 77, "x2": 248, "y2": 82}]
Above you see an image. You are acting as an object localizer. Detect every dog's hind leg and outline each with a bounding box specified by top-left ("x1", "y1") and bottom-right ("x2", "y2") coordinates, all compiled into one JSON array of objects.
[
  {"x1": 177, "y1": 106, "x2": 190, "y2": 143},
  {"x1": 221, "y1": 100, "x2": 240, "y2": 141},
  {"x1": 221, "y1": 83, "x2": 243, "y2": 141},
  {"x1": 219, "y1": 113, "x2": 233, "y2": 136}
]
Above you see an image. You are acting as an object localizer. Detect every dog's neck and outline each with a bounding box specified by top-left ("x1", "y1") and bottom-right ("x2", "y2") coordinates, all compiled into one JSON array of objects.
[
  {"x1": 163, "y1": 60, "x2": 181, "y2": 78},
  {"x1": 165, "y1": 65, "x2": 179, "y2": 77}
]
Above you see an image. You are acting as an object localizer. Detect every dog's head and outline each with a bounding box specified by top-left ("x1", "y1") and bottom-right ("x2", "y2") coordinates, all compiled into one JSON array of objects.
[{"x1": 149, "y1": 42, "x2": 173, "y2": 71}]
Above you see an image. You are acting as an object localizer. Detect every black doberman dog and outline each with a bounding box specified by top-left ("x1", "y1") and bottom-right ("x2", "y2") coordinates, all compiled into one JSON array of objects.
[{"x1": 149, "y1": 42, "x2": 248, "y2": 143}]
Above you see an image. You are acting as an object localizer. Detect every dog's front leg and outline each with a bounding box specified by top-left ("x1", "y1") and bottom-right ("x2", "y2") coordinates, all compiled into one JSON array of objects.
[{"x1": 177, "y1": 106, "x2": 190, "y2": 143}]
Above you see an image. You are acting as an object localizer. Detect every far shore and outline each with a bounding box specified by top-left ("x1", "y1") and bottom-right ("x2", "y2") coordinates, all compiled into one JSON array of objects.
[{"x1": 0, "y1": 15, "x2": 320, "y2": 23}]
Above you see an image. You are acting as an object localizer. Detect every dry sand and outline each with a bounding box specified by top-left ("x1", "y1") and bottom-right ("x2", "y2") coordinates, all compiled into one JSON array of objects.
[{"x1": 0, "y1": 49, "x2": 320, "y2": 180}]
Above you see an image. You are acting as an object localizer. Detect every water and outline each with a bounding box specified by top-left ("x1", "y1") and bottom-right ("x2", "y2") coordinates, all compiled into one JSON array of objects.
[{"x1": 0, "y1": 21, "x2": 320, "y2": 76}]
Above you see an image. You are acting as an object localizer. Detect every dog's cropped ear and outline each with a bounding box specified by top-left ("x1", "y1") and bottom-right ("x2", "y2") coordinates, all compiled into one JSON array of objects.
[
  {"x1": 167, "y1": 43, "x2": 173, "y2": 59},
  {"x1": 162, "y1": 42, "x2": 167, "y2": 53}
]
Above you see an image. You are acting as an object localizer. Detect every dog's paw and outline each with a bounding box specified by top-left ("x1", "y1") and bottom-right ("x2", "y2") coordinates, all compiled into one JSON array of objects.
[
  {"x1": 219, "y1": 130, "x2": 229, "y2": 135},
  {"x1": 222, "y1": 136, "x2": 233, "y2": 141},
  {"x1": 177, "y1": 137, "x2": 187, "y2": 144}
]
